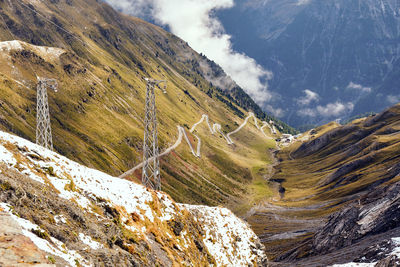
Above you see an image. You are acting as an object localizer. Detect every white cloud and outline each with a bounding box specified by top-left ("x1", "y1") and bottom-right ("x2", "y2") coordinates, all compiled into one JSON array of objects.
[
  {"x1": 298, "y1": 101, "x2": 354, "y2": 118},
  {"x1": 298, "y1": 108, "x2": 316, "y2": 117},
  {"x1": 317, "y1": 102, "x2": 354, "y2": 117},
  {"x1": 244, "y1": 0, "x2": 270, "y2": 8},
  {"x1": 387, "y1": 95, "x2": 400, "y2": 104},
  {"x1": 347, "y1": 82, "x2": 372, "y2": 93},
  {"x1": 297, "y1": 89, "x2": 319, "y2": 106},
  {"x1": 104, "y1": 0, "x2": 273, "y2": 105},
  {"x1": 265, "y1": 105, "x2": 285, "y2": 118},
  {"x1": 297, "y1": 0, "x2": 311, "y2": 6},
  {"x1": 104, "y1": 0, "x2": 151, "y2": 16}
]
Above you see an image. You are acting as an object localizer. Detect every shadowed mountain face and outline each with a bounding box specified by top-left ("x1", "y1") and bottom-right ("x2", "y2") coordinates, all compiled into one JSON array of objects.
[{"x1": 218, "y1": 0, "x2": 400, "y2": 129}]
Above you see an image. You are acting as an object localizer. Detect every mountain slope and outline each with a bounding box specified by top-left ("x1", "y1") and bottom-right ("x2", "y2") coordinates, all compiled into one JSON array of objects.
[
  {"x1": 0, "y1": 0, "x2": 287, "y2": 208},
  {"x1": 218, "y1": 0, "x2": 400, "y2": 128},
  {"x1": 0, "y1": 130, "x2": 267, "y2": 266},
  {"x1": 244, "y1": 104, "x2": 400, "y2": 266}
]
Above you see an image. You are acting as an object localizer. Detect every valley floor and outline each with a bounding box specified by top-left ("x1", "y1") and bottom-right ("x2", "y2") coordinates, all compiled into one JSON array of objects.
[
  {"x1": 242, "y1": 106, "x2": 400, "y2": 266},
  {"x1": 244, "y1": 148, "x2": 329, "y2": 264}
]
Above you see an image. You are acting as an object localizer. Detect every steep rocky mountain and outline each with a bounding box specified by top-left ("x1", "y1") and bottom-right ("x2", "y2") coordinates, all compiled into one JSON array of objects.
[
  {"x1": 245, "y1": 103, "x2": 400, "y2": 266},
  {"x1": 218, "y1": 0, "x2": 400, "y2": 128},
  {"x1": 0, "y1": 130, "x2": 267, "y2": 266},
  {"x1": 0, "y1": 0, "x2": 291, "y2": 210}
]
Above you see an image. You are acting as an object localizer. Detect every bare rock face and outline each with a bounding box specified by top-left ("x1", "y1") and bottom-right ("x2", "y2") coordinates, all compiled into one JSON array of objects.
[
  {"x1": 320, "y1": 153, "x2": 376, "y2": 186},
  {"x1": 312, "y1": 206, "x2": 360, "y2": 254},
  {"x1": 280, "y1": 181, "x2": 400, "y2": 263},
  {"x1": 0, "y1": 212, "x2": 55, "y2": 266},
  {"x1": 355, "y1": 239, "x2": 397, "y2": 264},
  {"x1": 375, "y1": 255, "x2": 400, "y2": 267}
]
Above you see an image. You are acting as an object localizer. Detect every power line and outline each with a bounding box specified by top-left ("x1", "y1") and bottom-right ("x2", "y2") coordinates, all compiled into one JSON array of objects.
[
  {"x1": 13, "y1": 0, "x2": 87, "y2": 46},
  {"x1": 13, "y1": 0, "x2": 136, "y2": 72}
]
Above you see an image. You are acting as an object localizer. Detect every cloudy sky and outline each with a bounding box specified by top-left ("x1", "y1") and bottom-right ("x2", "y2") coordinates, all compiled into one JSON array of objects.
[
  {"x1": 103, "y1": 0, "x2": 370, "y2": 123},
  {"x1": 104, "y1": 0, "x2": 273, "y2": 105},
  {"x1": 296, "y1": 89, "x2": 355, "y2": 120}
]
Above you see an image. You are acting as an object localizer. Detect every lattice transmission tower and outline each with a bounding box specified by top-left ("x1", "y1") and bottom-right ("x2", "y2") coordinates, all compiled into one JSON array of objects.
[
  {"x1": 36, "y1": 77, "x2": 58, "y2": 150},
  {"x1": 142, "y1": 78, "x2": 167, "y2": 191}
]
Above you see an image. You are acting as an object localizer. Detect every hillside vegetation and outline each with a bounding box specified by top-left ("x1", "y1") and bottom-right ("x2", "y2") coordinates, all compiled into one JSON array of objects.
[
  {"x1": 0, "y1": 0, "x2": 289, "y2": 207},
  {"x1": 246, "y1": 104, "x2": 400, "y2": 266}
]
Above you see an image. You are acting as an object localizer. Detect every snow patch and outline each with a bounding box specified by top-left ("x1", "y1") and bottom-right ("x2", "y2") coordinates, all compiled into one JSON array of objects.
[
  {"x1": 0, "y1": 203, "x2": 90, "y2": 267},
  {"x1": 54, "y1": 214, "x2": 67, "y2": 224},
  {"x1": 0, "y1": 131, "x2": 155, "y2": 222},
  {"x1": 157, "y1": 192, "x2": 176, "y2": 222},
  {"x1": 0, "y1": 40, "x2": 65, "y2": 60},
  {"x1": 0, "y1": 144, "x2": 17, "y2": 167},
  {"x1": 79, "y1": 233, "x2": 103, "y2": 250},
  {"x1": 390, "y1": 237, "x2": 400, "y2": 257},
  {"x1": 330, "y1": 263, "x2": 376, "y2": 267},
  {"x1": 0, "y1": 40, "x2": 24, "y2": 51},
  {"x1": 183, "y1": 204, "x2": 266, "y2": 266}
]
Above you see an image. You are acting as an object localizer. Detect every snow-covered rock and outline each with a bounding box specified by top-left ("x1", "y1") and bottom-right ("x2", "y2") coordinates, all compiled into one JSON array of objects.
[
  {"x1": 0, "y1": 40, "x2": 65, "y2": 61},
  {"x1": 184, "y1": 205, "x2": 266, "y2": 266},
  {"x1": 0, "y1": 130, "x2": 267, "y2": 266}
]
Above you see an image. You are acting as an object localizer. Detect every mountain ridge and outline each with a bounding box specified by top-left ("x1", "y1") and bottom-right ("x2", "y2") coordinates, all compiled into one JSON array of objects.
[{"x1": 0, "y1": 0, "x2": 287, "y2": 208}]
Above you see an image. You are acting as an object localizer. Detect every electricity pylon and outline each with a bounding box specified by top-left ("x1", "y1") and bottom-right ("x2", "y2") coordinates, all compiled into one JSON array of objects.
[
  {"x1": 36, "y1": 77, "x2": 58, "y2": 150},
  {"x1": 142, "y1": 78, "x2": 167, "y2": 191}
]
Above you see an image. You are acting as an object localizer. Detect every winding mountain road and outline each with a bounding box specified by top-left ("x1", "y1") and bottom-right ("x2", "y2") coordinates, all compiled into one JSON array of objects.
[{"x1": 119, "y1": 113, "x2": 276, "y2": 178}]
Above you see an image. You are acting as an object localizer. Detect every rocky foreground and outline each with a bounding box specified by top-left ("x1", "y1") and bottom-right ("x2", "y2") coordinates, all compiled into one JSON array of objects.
[
  {"x1": 0, "y1": 130, "x2": 267, "y2": 266},
  {"x1": 277, "y1": 180, "x2": 400, "y2": 266}
]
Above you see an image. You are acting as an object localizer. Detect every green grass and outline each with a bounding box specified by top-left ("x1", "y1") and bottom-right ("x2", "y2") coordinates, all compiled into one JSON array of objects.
[
  {"x1": 0, "y1": 0, "x2": 285, "y2": 210},
  {"x1": 267, "y1": 106, "x2": 400, "y2": 209}
]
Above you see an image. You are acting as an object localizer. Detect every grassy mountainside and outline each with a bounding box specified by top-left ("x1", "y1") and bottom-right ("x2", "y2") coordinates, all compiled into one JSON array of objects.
[
  {"x1": 0, "y1": 0, "x2": 282, "y2": 208},
  {"x1": 246, "y1": 104, "x2": 400, "y2": 265}
]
